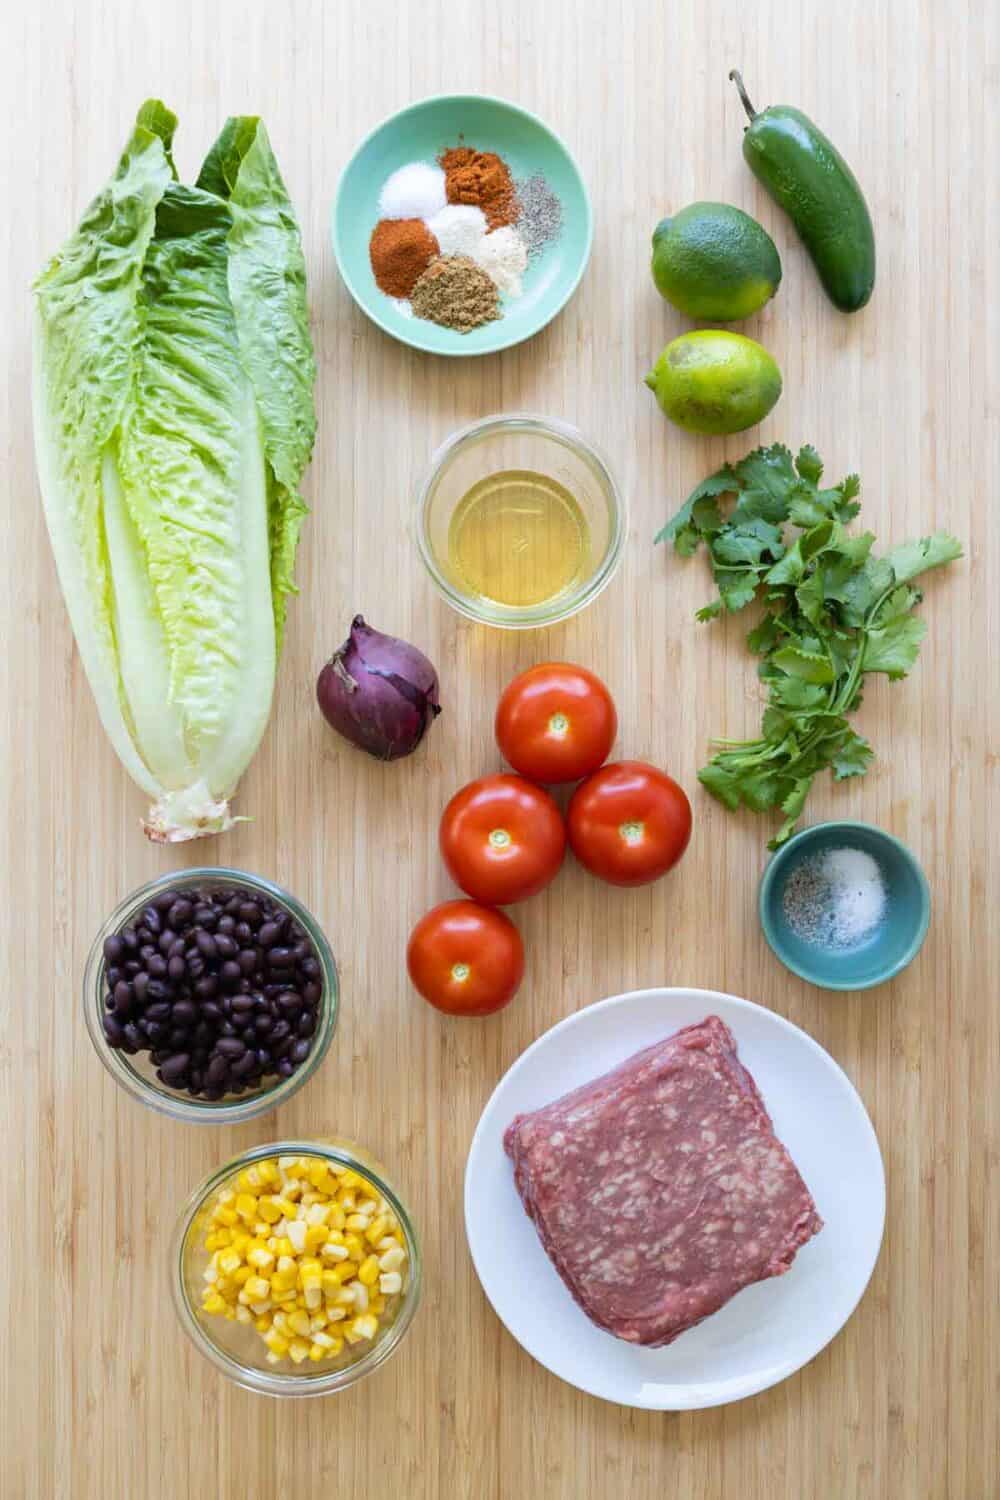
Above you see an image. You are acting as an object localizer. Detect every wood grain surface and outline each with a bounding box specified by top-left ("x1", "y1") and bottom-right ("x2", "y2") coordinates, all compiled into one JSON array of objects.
[{"x1": 2, "y1": 2, "x2": 997, "y2": 1496}]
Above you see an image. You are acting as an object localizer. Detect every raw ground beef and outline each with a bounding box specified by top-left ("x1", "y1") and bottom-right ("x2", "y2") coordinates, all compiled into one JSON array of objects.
[{"x1": 503, "y1": 1015, "x2": 822, "y2": 1346}]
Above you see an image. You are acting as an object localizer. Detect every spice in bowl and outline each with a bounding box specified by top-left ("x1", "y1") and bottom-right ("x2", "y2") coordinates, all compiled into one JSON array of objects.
[
  {"x1": 366, "y1": 139, "x2": 563, "y2": 331},
  {"x1": 782, "y1": 846, "x2": 888, "y2": 949},
  {"x1": 198, "y1": 1153, "x2": 410, "y2": 1367},
  {"x1": 99, "y1": 881, "x2": 324, "y2": 1100}
]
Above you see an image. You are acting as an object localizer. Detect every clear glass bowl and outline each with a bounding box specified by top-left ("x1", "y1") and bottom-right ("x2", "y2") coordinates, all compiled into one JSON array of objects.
[
  {"x1": 83, "y1": 869, "x2": 338, "y2": 1125},
  {"x1": 417, "y1": 413, "x2": 626, "y2": 628},
  {"x1": 171, "y1": 1140, "x2": 421, "y2": 1396}
]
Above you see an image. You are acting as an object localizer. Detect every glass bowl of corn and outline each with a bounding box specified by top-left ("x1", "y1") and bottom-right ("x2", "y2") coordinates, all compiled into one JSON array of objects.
[{"x1": 171, "y1": 1141, "x2": 421, "y2": 1395}]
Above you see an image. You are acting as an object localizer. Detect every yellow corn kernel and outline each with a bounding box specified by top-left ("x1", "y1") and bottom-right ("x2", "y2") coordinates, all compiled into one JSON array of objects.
[
  {"x1": 307, "y1": 1162, "x2": 335, "y2": 1192},
  {"x1": 378, "y1": 1246, "x2": 405, "y2": 1273},
  {"x1": 271, "y1": 1262, "x2": 297, "y2": 1294},
  {"x1": 344, "y1": 1234, "x2": 365, "y2": 1262},
  {"x1": 331, "y1": 1261, "x2": 358, "y2": 1284},
  {"x1": 204, "y1": 1230, "x2": 229, "y2": 1253},
  {"x1": 250, "y1": 1300, "x2": 272, "y2": 1317},
  {"x1": 333, "y1": 1288, "x2": 355, "y2": 1309},
  {"x1": 247, "y1": 1244, "x2": 275, "y2": 1272},
  {"x1": 233, "y1": 1268, "x2": 252, "y2": 1289},
  {"x1": 254, "y1": 1313, "x2": 273, "y2": 1333},
  {"x1": 235, "y1": 1304, "x2": 253, "y2": 1324},
  {"x1": 282, "y1": 1180, "x2": 303, "y2": 1202},
  {"x1": 358, "y1": 1255, "x2": 380, "y2": 1287},
  {"x1": 287, "y1": 1309, "x2": 312, "y2": 1337},
  {"x1": 345, "y1": 1213, "x2": 372, "y2": 1232},
  {"x1": 310, "y1": 1329, "x2": 337, "y2": 1350},
  {"x1": 310, "y1": 1311, "x2": 328, "y2": 1332},
  {"x1": 325, "y1": 1206, "x2": 346, "y2": 1231},
  {"x1": 202, "y1": 1291, "x2": 227, "y2": 1316},
  {"x1": 214, "y1": 1206, "x2": 238, "y2": 1227},
  {"x1": 223, "y1": 1306, "x2": 237, "y2": 1321},
  {"x1": 339, "y1": 1169, "x2": 361, "y2": 1189},
  {"x1": 288, "y1": 1339, "x2": 310, "y2": 1365},
  {"x1": 286, "y1": 1221, "x2": 308, "y2": 1254},
  {"x1": 257, "y1": 1198, "x2": 283, "y2": 1224},
  {"x1": 325, "y1": 1306, "x2": 347, "y2": 1323},
  {"x1": 304, "y1": 1224, "x2": 328, "y2": 1252},
  {"x1": 368, "y1": 1293, "x2": 386, "y2": 1316},
  {"x1": 257, "y1": 1159, "x2": 280, "y2": 1186},
  {"x1": 218, "y1": 1250, "x2": 242, "y2": 1277},
  {"x1": 345, "y1": 1314, "x2": 378, "y2": 1344},
  {"x1": 273, "y1": 1236, "x2": 294, "y2": 1259},
  {"x1": 308, "y1": 1344, "x2": 327, "y2": 1362},
  {"x1": 379, "y1": 1271, "x2": 403, "y2": 1296},
  {"x1": 305, "y1": 1202, "x2": 332, "y2": 1226},
  {"x1": 264, "y1": 1330, "x2": 290, "y2": 1358},
  {"x1": 235, "y1": 1193, "x2": 258, "y2": 1222},
  {"x1": 244, "y1": 1276, "x2": 270, "y2": 1302},
  {"x1": 322, "y1": 1241, "x2": 349, "y2": 1263},
  {"x1": 272, "y1": 1288, "x2": 297, "y2": 1305},
  {"x1": 365, "y1": 1216, "x2": 389, "y2": 1245},
  {"x1": 357, "y1": 1197, "x2": 379, "y2": 1217},
  {"x1": 321, "y1": 1270, "x2": 341, "y2": 1299}
]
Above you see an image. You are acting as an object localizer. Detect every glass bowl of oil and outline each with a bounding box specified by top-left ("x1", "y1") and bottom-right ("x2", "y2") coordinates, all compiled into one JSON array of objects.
[{"x1": 417, "y1": 414, "x2": 626, "y2": 628}]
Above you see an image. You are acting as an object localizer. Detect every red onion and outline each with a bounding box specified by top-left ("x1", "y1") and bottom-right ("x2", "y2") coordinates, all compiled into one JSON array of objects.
[{"x1": 317, "y1": 616, "x2": 441, "y2": 761}]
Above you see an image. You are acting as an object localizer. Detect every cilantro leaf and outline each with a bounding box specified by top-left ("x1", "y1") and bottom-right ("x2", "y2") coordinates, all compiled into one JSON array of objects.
[
  {"x1": 658, "y1": 443, "x2": 961, "y2": 847},
  {"x1": 862, "y1": 615, "x2": 927, "y2": 678}
]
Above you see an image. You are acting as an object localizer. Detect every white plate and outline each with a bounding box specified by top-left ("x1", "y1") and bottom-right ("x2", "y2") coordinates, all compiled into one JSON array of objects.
[{"x1": 464, "y1": 987, "x2": 885, "y2": 1409}]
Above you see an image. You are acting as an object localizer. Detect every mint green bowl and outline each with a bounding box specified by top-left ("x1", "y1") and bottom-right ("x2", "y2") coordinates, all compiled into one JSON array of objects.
[
  {"x1": 332, "y1": 94, "x2": 593, "y2": 356},
  {"x1": 759, "y1": 821, "x2": 931, "y2": 992}
]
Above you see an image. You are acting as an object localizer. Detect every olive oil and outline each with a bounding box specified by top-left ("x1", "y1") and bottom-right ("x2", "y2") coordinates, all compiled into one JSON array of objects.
[{"x1": 447, "y1": 469, "x2": 590, "y2": 609}]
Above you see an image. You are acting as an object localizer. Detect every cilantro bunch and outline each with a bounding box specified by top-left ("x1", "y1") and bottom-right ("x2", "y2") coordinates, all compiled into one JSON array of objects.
[{"x1": 656, "y1": 444, "x2": 962, "y2": 848}]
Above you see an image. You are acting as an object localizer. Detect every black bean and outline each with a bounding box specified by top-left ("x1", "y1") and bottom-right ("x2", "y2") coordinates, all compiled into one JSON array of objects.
[
  {"x1": 154, "y1": 890, "x2": 177, "y2": 913},
  {"x1": 212, "y1": 934, "x2": 235, "y2": 961},
  {"x1": 215, "y1": 1037, "x2": 245, "y2": 1059},
  {"x1": 300, "y1": 956, "x2": 320, "y2": 980},
  {"x1": 254, "y1": 1013, "x2": 273, "y2": 1036},
  {"x1": 103, "y1": 934, "x2": 125, "y2": 965},
  {"x1": 218, "y1": 961, "x2": 240, "y2": 988},
  {"x1": 237, "y1": 901, "x2": 259, "y2": 927},
  {"x1": 147, "y1": 953, "x2": 167, "y2": 979},
  {"x1": 168, "y1": 937, "x2": 186, "y2": 959},
  {"x1": 103, "y1": 1014, "x2": 124, "y2": 1047},
  {"x1": 196, "y1": 1000, "x2": 220, "y2": 1025},
  {"x1": 113, "y1": 981, "x2": 132, "y2": 1014},
  {"x1": 167, "y1": 1028, "x2": 190, "y2": 1049},
  {"x1": 204, "y1": 1055, "x2": 228, "y2": 1086},
  {"x1": 269, "y1": 1019, "x2": 291, "y2": 1043},
  {"x1": 203, "y1": 1085, "x2": 225, "y2": 1102},
  {"x1": 168, "y1": 899, "x2": 194, "y2": 930},
  {"x1": 122, "y1": 927, "x2": 139, "y2": 952},
  {"x1": 258, "y1": 921, "x2": 280, "y2": 949},
  {"x1": 218, "y1": 1020, "x2": 236, "y2": 1038},
  {"x1": 297, "y1": 1011, "x2": 316, "y2": 1039},
  {"x1": 186, "y1": 955, "x2": 205, "y2": 981},
  {"x1": 302, "y1": 981, "x2": 321, "y2": 1006},
  {"x1": 271, "y1": 1037, "x2": 292, "y2": 1061},
  {"x1": 145, "y1": 1022, "x2": 168, "y2": 1045},
  {"x1": 132, "y1": 971, "x2": 149, "y2": 1003},
  {"x1": 231, "y1": 994, "x2": 255, "y2": 1015},
  {"x1": 194, "y1": 976, "x2": 218, "y2": 999},
  {"x1": 240, "y1": 1025, "x2": 258, "y2": 1045},
  {"x1": 168, "y1": 999, "x2": 195, "y2": 1027},
  {"x1": 234, "y1": 923, "x2": 253, "y2": 946},
  {"x1": 140, "y1": 943, "x2": 157, "y2": 963},
  {"x1": 154, "y1": 929, "x2": 173, "y2": 956},
  {"x1": 193, "y1": 1022, "x2": 213, "y2": 1046},
  {"x1": 124, "y1": 960, "x2": 142, "y2": 978},
  {"x1": 237, "y1": 978, "x2": 252, "y2": 994},
  {"x1": 224, "y1": 895, "x2": 242, "y2": 916},
  {"x1": 195, "y1": 930, "x2": 218, "y2": 961},
  {"x1": 146, "y1": 979, "x2": 169, "y2": 1002},
  {"x1": 217, "y1": 915, "x2": 237, "y2": 938},
  {"x1": 123, "y1": 1022, "x2": 143, "y2": 1050},
  {"x1": 256, "y1": 1047, "x2": 273, "y2": 1068},
  {"x1": 106, "y1": 966, "x2": 122, "y2": 990},
  {"x1": 144, "y1": 1001, "x2": 171, "y2": 1023},
  {"x1": 268, "y1": 947, "x2": 294, "y2": 970},
  {"x1": 167, "y1": 955, "x2": 186, "y2": 982},
  {"x1": 291, "y1": 1039, "x2": 311, "y2": 1064},
  {"x1": 277, "y1": 1059, "x2": 294, "y2": 1078},
  {"x1": 142, "y1": 905, "x2": 162, "y2": 935},
  {"x1": 160, "y1": 1053, "x2": 190, "y2": 1085},
  {"x1": 230, "y1": 1050, "x2": 256, "y2": 1079}
]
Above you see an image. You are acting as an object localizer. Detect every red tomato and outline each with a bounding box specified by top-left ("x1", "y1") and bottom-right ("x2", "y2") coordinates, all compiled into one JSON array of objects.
[
  {"x1": 407, "y1": 900, "x2": 524, "y2": 1016},
  {"x1": 440, "y1": 773, "x2": 566, "y2": 905},
  {"x1": 495, "y1": 663, "x2": 618, "y2": 784},
  {"x1": 567, "y1": 761, "x2": 692, "y2": 887}
]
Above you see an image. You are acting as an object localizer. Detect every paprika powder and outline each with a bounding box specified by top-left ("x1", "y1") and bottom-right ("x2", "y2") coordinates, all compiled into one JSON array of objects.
[
  {"x1": 369, "y1": 218, "x2": 439, "y2": 298},
  {"x1": 439, "y1": 148, "x2": 518, "y2": 231}
]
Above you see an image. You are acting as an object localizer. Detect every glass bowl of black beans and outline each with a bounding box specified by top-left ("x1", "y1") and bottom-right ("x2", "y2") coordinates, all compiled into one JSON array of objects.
[{"x1": 84, "y1": 869, "x2": 338, "y2": 1123}]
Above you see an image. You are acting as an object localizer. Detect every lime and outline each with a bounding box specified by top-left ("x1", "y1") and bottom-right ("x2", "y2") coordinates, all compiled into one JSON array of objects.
[
  {"x1": 651, "y1": 203, "x2": 781, "y2": 321},
  {"x1": 644, "y1": 330, "x2": 782, "y2": 435}
]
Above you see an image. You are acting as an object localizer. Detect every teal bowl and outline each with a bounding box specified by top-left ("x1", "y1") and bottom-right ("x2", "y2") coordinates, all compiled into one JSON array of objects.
[
  {"x1": 332, "y1": 94, "x2": 593, "y2": 356},
  {"x1": 759, "y1": 822, "x2": 931, "y2": 991}
]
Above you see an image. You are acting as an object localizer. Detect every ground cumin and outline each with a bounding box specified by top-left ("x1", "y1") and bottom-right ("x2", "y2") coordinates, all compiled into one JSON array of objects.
[
  {"x1": 369, "y1": 218, "x2": 439, "y2": 297},
  {"x1": 410, "y1": 255, "x2": 500, "y2": 332},
  {"x1": 439, "y1": 147, "x2": 518, "y2": 231}
]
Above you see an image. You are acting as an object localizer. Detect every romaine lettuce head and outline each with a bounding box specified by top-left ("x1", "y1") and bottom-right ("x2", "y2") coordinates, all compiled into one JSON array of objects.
[{"x1": 32, "y1": 101, "x2": 315, "y2": 840}]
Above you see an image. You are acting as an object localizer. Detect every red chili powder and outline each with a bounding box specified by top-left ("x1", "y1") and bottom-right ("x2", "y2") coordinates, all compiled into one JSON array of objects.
[
  {"x1": 370, "y1": 218, "x2": 439, "y2": 297},
  {"x1": 439, "y1": 147, "x2": 518, "y2": 231}
]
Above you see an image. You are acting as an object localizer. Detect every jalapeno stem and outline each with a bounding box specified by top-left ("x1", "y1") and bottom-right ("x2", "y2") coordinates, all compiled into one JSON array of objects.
[{"x1": 729, "y1": 69, "x2": 758, "y2": 122}]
